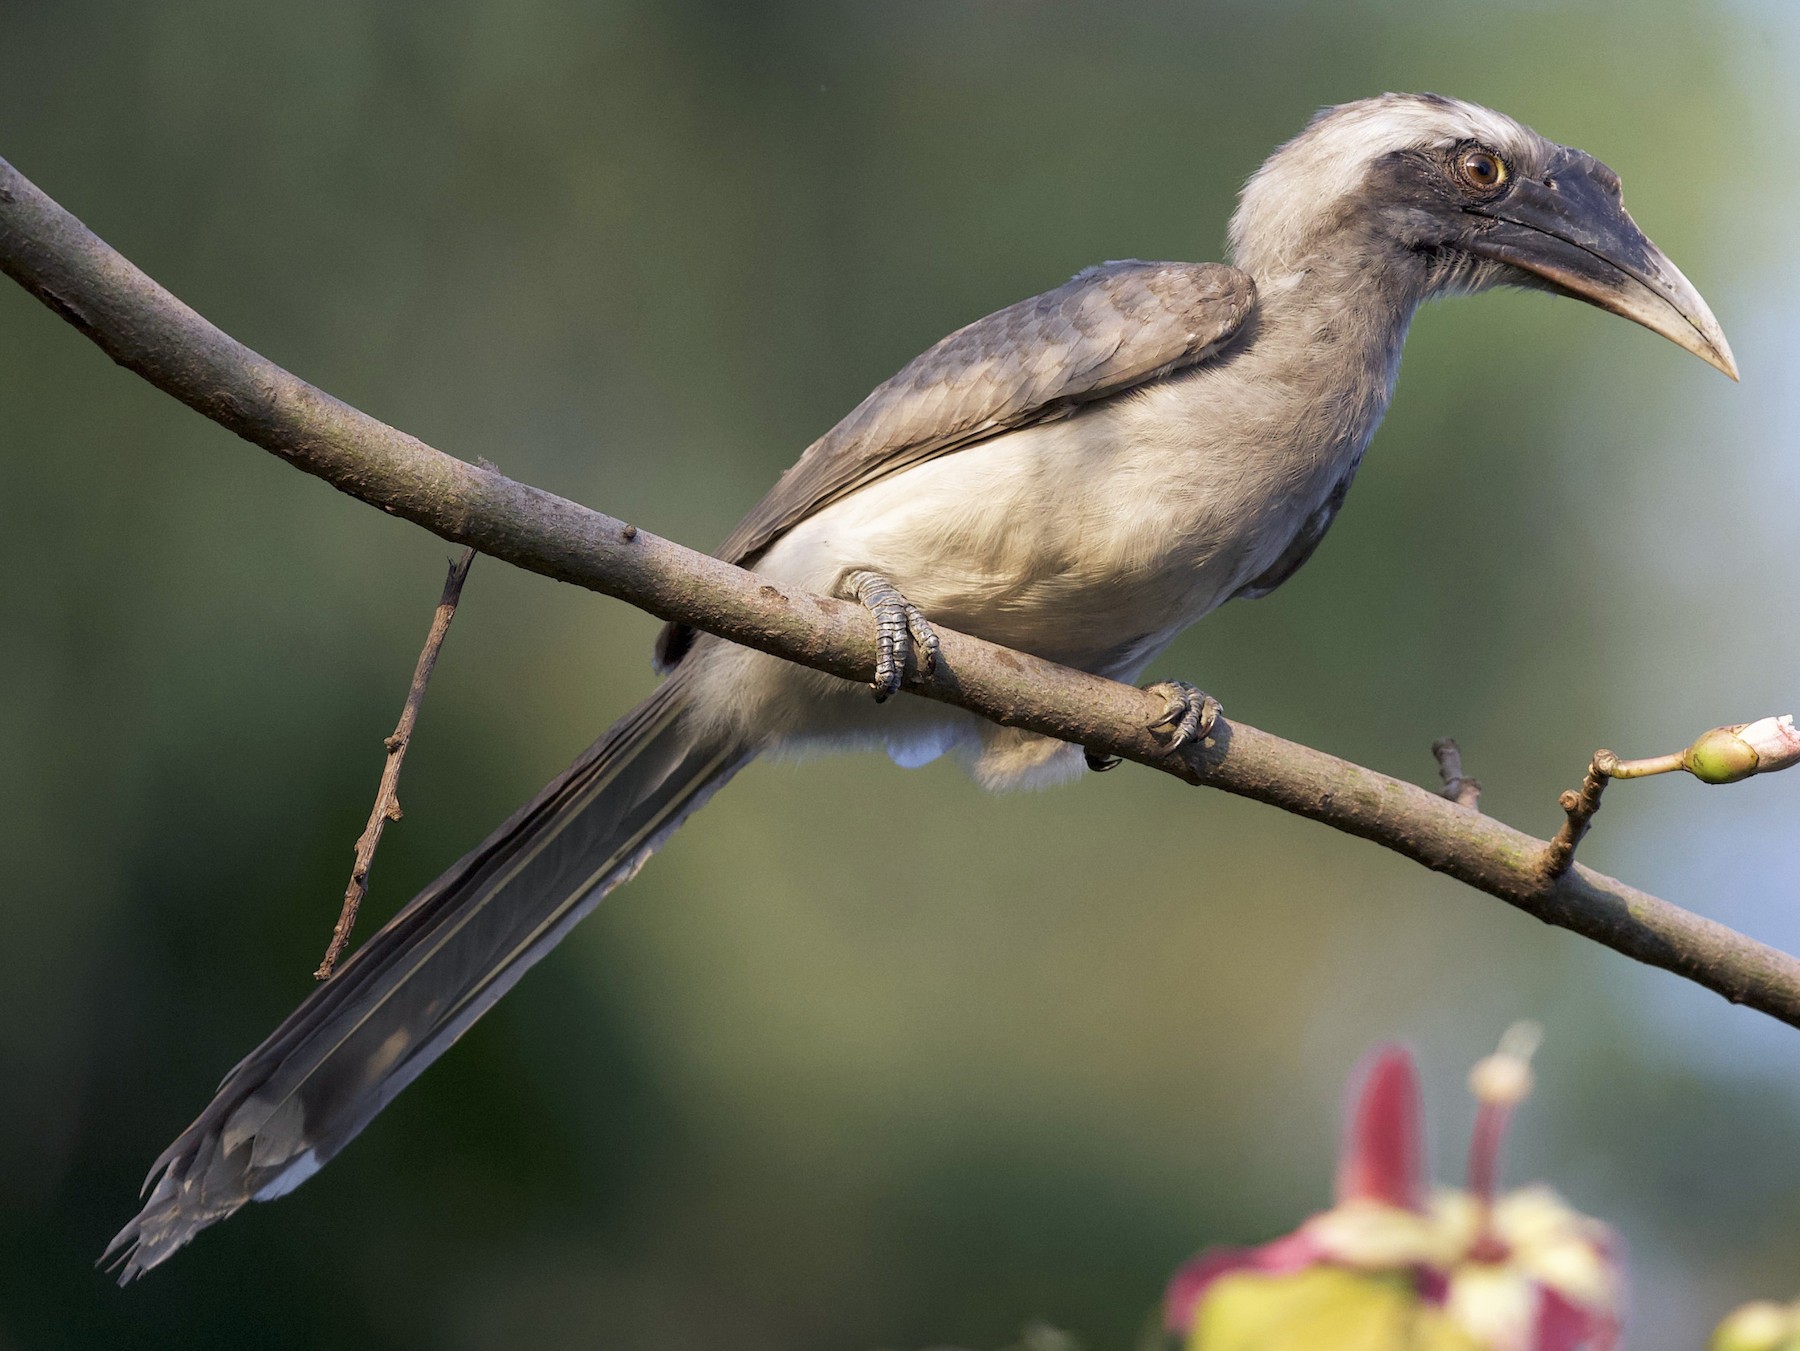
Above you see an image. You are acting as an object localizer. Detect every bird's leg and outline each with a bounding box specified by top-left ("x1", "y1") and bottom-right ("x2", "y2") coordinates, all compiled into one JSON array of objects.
[
  {"x1": 1147, "y1": 679, "x2": 1222, "y2": 749},
  {"x1": 844, "y1": 570, "x2": 940, "y2": 702},
  {"x1": 1084, "y1": 681, "x2": 1222, "y2": 771}
]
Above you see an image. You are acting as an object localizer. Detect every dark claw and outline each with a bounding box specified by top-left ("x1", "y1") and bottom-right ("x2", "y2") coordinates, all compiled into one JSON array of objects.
[
  {"x1": 908, "y1": 609, "x2": 940, "y2": 679},
  {"x1": 846, "y1": 570, "x2": 940, "y2": 702},
  {"x1": 1145, "y1": 679, "x2": 1222, "y2": 750},
  {"x1": 1085, "y1": 749, "x2": 1121, "y2": 772}
]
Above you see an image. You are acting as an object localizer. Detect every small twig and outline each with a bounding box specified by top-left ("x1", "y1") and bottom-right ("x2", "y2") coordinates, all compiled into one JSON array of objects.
[
  {"x1": 1542, "y1": 715, "x2": 1800, "y2": 879},
  {"x1": 1544, "y1": 749, "x2": 1617, "y2": 880},
  {"x1": 1432, "y1": 737, "x2": 1482, "y2": 810},
  {"x1": 315, "y1": 549, "x2": 476, "y2": 978}
]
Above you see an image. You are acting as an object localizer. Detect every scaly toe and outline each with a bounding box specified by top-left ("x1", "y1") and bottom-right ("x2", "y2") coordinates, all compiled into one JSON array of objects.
[
  {"x1": 847, "y1": 570, "x2": 936, "y2": 702},
  {"x1": 905, "y1": 606, "x2": 940, "y2": 679},
  {"x1": 1145, "y1": 680, "x2": 1222, "y2": 750}
]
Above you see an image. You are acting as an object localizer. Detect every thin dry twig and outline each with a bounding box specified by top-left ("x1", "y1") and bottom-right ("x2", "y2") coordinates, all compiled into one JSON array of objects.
[
  {"x1": 7, "y1": 153, "x2": 1800, "y2": 1030},
  {"x1": 314, "y1": 549, "x2": 476, "y2": 978},
  {"x1": 1432, "y1": 737, "x2": 1482, "y2": 810}
]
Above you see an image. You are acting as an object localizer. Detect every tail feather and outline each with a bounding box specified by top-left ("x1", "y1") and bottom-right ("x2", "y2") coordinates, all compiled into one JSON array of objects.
[{"x1": 104, "y1": 673, "x2": 746, "y2": 1281}]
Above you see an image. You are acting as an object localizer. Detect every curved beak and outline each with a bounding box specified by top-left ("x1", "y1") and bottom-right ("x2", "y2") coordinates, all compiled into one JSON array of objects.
[{"x1": 1464, "y1": 150, "x2": 1738, "y2": 380}]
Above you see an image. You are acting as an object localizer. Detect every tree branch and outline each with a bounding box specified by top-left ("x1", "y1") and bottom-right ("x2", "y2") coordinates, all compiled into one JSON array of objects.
[{"x1": 5, "y1": 154, "x2": 1799, "y2": 1028}]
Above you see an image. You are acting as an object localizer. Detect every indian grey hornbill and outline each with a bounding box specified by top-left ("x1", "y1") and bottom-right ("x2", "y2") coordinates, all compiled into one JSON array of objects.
[{"x1": 104, "y1": 93, "x2": 1736, "y2": 1279}]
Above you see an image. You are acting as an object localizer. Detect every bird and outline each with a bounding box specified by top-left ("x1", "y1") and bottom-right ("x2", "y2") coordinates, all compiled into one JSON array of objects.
[{"x1": 104, "y1": 92, "x2": 1736, "y2": 1279}]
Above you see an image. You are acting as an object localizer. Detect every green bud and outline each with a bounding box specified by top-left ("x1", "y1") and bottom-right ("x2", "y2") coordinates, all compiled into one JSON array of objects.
[{"x1": 1682, "y1": 726, "x2": 1763, "y2": 785}]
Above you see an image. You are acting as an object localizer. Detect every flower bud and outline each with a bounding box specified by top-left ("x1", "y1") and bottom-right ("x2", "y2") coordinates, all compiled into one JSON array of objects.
[
  {"x1": 1683, "y1": 725, "x2": 1770, "y2": 784},
  {"x1": 1737, "y1": 716, "x2": 1800, "y2": 772}
]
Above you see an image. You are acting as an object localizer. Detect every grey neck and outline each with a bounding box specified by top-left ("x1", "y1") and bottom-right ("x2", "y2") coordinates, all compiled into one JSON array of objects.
[{"x1": 1244, "y1": 242, "x2": 1431, "y2": 419}]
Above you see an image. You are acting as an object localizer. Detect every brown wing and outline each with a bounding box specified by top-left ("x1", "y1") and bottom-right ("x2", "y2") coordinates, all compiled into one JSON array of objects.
[{"x1": 655, "y1": 259, "x2": 1257, "y2": 669}]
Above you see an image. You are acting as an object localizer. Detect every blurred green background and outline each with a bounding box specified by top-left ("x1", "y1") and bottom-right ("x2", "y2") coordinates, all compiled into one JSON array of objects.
[{"x1": 3, "y1": 1, "x2": 1797, "y2": 1346}]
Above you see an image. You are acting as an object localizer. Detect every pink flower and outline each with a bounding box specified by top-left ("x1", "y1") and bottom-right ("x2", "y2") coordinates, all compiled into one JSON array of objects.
[{"x1": 1164, "y1": 1028, "x2": 1622, "y2": 1351}]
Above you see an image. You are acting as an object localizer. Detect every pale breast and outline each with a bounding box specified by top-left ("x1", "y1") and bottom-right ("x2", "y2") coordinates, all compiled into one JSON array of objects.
[
  {"x1": 752, "y1": 316, "x2": 1398, "y2": 677},
  {"x1": 758, "y1": 427, "x2": 1260, "y2": 675}
]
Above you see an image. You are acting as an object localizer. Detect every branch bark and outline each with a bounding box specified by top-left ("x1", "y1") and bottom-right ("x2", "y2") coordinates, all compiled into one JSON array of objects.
[{"x1": 5, "y1": 154, "x2": 1799, "y2": 1028}]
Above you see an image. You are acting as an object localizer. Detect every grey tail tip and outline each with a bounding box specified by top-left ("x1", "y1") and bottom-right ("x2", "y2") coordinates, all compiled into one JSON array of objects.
[
  {"x1": 94, "y1": 670, "x2": 741, "y2": 1283},
  {"x1": 98, "y1": 1229, "x2": 146, "y2": 1286},
  {"x1": 99, "y1": 1207, "x2": 183, "y2": 1285}
]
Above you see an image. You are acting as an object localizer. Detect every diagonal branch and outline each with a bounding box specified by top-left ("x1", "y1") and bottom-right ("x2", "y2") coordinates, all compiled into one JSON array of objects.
[{"x1": 4, "y1": 154, "x2": 1799, "y2": 1028}]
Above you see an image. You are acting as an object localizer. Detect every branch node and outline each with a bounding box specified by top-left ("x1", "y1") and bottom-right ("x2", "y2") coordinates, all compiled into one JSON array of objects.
[
  {"x1": 1543, "y1": 751, "x2": 1615, "y2": 881},
  {"x1": 1432, "y1": 737, "x2": 1482, "y2": 810},
  {"x1": 314, "y1": 548, "x2": 476, "y2": 980}
]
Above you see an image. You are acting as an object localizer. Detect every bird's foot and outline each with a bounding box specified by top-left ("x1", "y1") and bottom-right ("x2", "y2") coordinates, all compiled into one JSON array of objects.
[
  {"x1": 1145, "y1": 679, "x2": 1222, "y2": 750},
  {"x1": 1084, "y1": 680, "x2": 1221, "y2": 771},
  {"x1": 845, "y1": 570, "x2": 939, "y2": 702}
]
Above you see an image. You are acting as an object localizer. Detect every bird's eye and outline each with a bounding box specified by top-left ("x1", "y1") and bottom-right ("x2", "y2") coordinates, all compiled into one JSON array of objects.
[{"x1": 1456, "y1": 147, "x2": 1508, "y2": 191}]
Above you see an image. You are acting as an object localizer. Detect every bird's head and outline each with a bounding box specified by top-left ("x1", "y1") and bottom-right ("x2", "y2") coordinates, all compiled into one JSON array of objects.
[{"x1": 1228, "y1": 93, "x2": 1737, "y2": 379}]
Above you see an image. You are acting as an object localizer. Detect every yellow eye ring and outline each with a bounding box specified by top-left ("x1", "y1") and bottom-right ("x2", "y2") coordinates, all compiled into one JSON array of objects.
[{"x1": 1457, "y1": 147, "x2": 1508, "y2": 191}]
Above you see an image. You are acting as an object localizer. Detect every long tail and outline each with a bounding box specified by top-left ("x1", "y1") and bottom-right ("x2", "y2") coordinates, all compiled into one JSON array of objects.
[{"x1": 104, "y1": 671, "x2": 747, "y2": 1281}]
